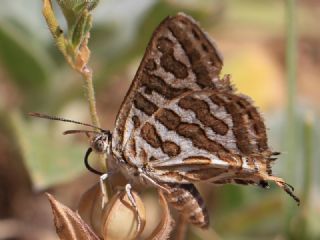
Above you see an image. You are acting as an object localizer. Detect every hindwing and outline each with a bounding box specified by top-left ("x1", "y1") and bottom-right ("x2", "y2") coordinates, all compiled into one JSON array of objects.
[{"x1": 123, "y1": 89, "x2": 272, "y2": 184}]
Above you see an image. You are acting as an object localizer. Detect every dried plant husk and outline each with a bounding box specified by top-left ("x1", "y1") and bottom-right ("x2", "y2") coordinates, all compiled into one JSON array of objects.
[
  {"x1": 101, "y1": 188, "x2": 146, "y2": 240},
  {"x1": 46, "y1": 193, "x2": 100, "y2": 240},
  {"x1": 146, "y1": 190, "x2": 174, "y2": 240},
  {"x1": 77, "y1": 183, "x2": 104, "y2": 238}
]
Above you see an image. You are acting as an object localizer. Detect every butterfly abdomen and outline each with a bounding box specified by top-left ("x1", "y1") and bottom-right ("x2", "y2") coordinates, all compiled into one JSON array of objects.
[{"x1": 163, "y1": 183, "x2": 209, "y2": 228}]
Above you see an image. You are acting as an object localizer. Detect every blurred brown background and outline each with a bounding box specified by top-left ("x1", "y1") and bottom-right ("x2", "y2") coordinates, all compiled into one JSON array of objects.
[{"x1": 0, "y1": 0, "x2": 319, "y2": 239}]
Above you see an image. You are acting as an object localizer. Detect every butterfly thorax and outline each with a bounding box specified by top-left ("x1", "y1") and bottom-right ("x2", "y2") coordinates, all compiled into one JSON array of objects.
[
  {"x1": 108, "y1": 140, "x2": 152, "y2": 188},
  {"x1": 90, "y1": 131, "x2": 146, "y2": 186}
]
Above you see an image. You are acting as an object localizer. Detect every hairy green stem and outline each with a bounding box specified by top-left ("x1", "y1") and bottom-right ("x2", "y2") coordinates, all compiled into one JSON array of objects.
[
  {"x1": 82, "y1": 68, "x2": 100, "y2": 128},
  {"x1": 81, "y1": 68, "x2": 113, "y2": 197}
]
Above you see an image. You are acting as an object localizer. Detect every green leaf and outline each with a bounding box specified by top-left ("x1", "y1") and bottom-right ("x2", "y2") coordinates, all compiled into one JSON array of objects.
[
  {"x1": 72, "y1": 11, "x2": 92, "y2": 48},
  {"x1": 0, "y1": 20, "x2": 53, "y2": 104},
  {"x1": 10, "y1": 111, "x2": 87, "y2": 190},
  {"x1": 56, "y1": 0, "x2": 98, "y2": 33}
]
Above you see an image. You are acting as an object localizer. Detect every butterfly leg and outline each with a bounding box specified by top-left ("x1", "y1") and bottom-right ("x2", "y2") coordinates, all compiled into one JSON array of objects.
[
  {"x1": 125, "y1": 183, "x2": 143, "y2": 234},
  {"x1": 264, "y1": 175, "x2": 300, "y2": 205},
  {"x1": 100, "y1": 173, "x2": 109, "y2": 208},
  {"x1": 138, "y1": 170, "x2": 170, "y2": 193}
]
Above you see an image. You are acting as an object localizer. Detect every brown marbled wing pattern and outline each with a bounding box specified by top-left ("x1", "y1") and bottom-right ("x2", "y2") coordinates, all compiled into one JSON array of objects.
[
  {"x1": 125, "y1": 90, "x2": 273, "y2": 185},
  {"x1": 123, "y1": 88, "x2": 275, "y2": 229},
  {"x1": 110, "y1": 13, "x2": 299, "y2": 229},
  {"x1": 111, "y1": 13, "x2": 226, "y2": 160},
  {"x1": 110, "y1": 13, "x2": 227, "y2": 229}
]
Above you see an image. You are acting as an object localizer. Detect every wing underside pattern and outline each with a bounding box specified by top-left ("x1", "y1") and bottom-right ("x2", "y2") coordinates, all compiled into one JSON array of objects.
[
  {"x1": 111, "y1": 13, "x2": 226, "y2": 159},
  {"x1": 125, "y1": 90, "x2": 272, "y2": 184},
  {"x1": 109, "y1": 13, "x2": 300, "y2": 225}
]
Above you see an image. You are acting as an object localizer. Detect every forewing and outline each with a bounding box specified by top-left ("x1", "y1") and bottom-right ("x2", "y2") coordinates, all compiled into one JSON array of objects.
[
  {"x1": 124, "y1": 89, "x2": 272, "y2": 183},
  {"x1": 111, "y1": 13, "x2": 226, "y2": 158}
]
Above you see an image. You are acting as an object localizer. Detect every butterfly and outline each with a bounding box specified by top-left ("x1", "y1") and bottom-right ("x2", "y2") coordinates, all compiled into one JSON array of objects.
[{"x1": 31, "y1": 12, "x2": 299, "y2": 229}]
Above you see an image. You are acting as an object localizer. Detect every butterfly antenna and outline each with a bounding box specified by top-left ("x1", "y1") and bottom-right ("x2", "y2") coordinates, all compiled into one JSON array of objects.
[
  {"x1": 28, "y1": 112, "x2": 105, "y2": 132},
  {"x1": 63, "y1": 129, "x2": 100, "y2": 135}
]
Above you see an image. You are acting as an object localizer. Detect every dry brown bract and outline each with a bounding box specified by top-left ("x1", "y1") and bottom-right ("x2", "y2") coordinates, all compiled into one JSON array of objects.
[{"x1": 47, "y1": 188, "x2": 174, "y2": 240}]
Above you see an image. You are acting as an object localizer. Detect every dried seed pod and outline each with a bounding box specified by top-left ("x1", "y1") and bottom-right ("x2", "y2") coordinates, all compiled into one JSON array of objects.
[
  {"x1": 146, "y1": 190, "x2": 174, "y2": 240},
  {"x1": 101, "y1": 189, "x2": 146, "y2": 240},
  {"x1": 47, "y1": 193, "x2": 99, "y2": 240},
  {"x1": 77, "y1": 183, "x2": 104, "y2": 238}
]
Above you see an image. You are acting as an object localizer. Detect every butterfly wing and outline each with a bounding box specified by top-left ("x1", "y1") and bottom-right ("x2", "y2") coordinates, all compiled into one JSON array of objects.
[
  {"x1": 132, "y1": 89, "x2": 300, "y2": 204},
  {"x1": 112, "y1": 12, "x2": 299, "y2": 208},
  {"x1": 124, "y1": 89, "x2": 273, "y2": 184},
  {"x1": 111, "y1": 13, "x2": 226, "y2": 159}
]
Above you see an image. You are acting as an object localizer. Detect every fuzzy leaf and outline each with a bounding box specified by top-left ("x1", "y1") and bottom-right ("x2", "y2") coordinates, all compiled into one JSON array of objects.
[
  {"x1": 43, "y1": 0, "x2": 67, "y2": 58},
  {"x1": 0, "y1": 20, "x2": 51, "y2": 103},
  {"x1": 47, "y1": 193, "x2": 100, "y2": 240},
  {"x1": 71, "y1": 11, "x2": 91, "y2": 48},
  {"x1": 10, "y1": 111, "x2": 86, "y2": 190},
  {"x1": 56, "y1": 0, "x2": 98, "y2": 31}
]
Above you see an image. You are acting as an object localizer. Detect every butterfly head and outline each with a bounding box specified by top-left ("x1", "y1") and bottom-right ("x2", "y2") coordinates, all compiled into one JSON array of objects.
[{"x1": 91, "y1": 130, "x2": 112, "y2": 155}]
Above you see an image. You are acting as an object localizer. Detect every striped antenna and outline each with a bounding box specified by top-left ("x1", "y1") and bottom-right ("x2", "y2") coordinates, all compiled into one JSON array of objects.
[{"x1": 28, "y1": 112, "x2": 105, "y2": 132}]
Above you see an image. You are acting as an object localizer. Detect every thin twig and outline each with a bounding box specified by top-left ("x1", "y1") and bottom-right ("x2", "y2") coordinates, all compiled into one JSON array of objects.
[{"x1": 80, "y1": 58, "x2": 114, "y2": 199}]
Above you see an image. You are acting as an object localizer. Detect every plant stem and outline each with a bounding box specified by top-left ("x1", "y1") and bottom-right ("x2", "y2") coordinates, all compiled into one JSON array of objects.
[
  {"x1": 285, "y1": 0, "x2": 297, "y2": 184},
  {"x1": 302, "y1": 113, "x2": 313, "y2": 208},
  {"x1": 290, "y1": 112, "x2": 313, "y2": 239},
  {"x1": 299, "y1": 112, "x2": 313, "y2": 237},
  {"x1": 298, "y1": 112, "x2": 314, "y2": 237},
  {"x1": 81, "y1": 67, "x2": 113, "y2": 197},
  {"x1": 82, "y1": 68, "x2": 100, "y2": 128},
  {"x1": 284, "y1": 0, "x2": 298, "y2": 236}
]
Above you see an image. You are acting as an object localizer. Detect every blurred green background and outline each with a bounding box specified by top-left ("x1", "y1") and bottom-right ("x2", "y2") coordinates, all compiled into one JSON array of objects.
[{"x1": 0, "y1": 0, "x2": 319, "y2": 239}]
